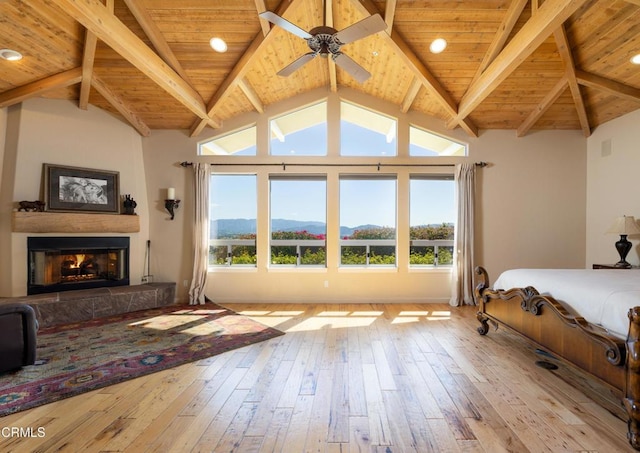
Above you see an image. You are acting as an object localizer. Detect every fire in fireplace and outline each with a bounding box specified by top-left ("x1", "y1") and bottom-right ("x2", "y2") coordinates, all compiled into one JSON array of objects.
[{"x1": 28, "y1": 237, "x2": 130, "y2": 295}]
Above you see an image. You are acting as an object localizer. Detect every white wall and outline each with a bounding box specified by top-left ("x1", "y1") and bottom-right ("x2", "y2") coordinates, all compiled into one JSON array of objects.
[
  {"x1": 586, "y1": 109, "x2": 640, "y2": 267},
  {"x1": 473, "y1": 129, "x2": 587, "y2": 278},
  {"x1": 0, "y1": 99, "x2": 149, "y2": 297}
]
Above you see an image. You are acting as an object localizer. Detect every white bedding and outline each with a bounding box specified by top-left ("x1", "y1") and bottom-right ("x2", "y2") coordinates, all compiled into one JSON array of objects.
[{"x1": 493, "y1": 268, "x2": 640, "y2": 339}]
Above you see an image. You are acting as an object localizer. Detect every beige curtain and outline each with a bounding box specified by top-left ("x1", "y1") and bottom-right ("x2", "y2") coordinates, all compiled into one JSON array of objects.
[
  {"x1": 188, "y1": 162, "x2": 211, "y2": 305},
  {"x1": 449, "y1": 163, "x2": 476, "y2": 307}
]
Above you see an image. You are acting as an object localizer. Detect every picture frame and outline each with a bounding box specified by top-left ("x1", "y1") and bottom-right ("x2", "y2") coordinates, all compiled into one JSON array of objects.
[{"x1": 43, "y1": 164, "x2": 120, "y2": 214}]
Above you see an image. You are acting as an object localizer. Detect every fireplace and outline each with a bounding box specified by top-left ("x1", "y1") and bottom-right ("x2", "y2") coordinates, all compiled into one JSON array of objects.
[{"x1": 27, "y1": 237, "x2": 130, "y2": 295}]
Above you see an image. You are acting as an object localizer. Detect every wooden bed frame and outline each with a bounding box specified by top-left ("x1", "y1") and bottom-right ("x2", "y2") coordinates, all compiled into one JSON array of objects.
[{"x1": 474, "y1": 266, "x2": 640, "y2": 450}]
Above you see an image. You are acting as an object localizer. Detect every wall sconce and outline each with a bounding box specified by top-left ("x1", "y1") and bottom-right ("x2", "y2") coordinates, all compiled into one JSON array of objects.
[{"x1": 165, "y1": 187, "x2": 180, "y2": 220}]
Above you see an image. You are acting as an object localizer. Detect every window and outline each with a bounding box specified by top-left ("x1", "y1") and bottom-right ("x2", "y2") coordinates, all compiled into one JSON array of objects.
[
  {"x1": 340, "y1": 102, "x2": 397, "y2": 156},
  {"x1": 340, "y1": 176, "x2": 396, "y2": 265},
  {"x1": 409, "y1": 125, "x2": 466, "y2": 156},
  {"x1": 270, "y1": 102, "x2": 327, "y2": 156},
  {"x1": 210, "y1": 175, "x2": 257, "y2": 266},
  {"x1": 199, "y1": 125, "x2": 257, "y2": 156},
  {"x1": 409, "y1": 175, "x2": 455, "y2": 266},
  {"x1": 270, "y1": 176, "x2": 327, "y2": 266}
]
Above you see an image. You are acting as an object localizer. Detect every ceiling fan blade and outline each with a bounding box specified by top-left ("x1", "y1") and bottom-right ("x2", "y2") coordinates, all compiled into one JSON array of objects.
[
  {"x1": 277, "y1": 52, "x2": 317, "y2": 77},
  {"x1": 334, "y1": 14, "x2": 387, "y2": 45},
  {"x1": 332, "y1": 53, "x2": 371, "y2": 83},
  {"x1": 259, "y1": 11, "x2": 312, "y2": 39}
]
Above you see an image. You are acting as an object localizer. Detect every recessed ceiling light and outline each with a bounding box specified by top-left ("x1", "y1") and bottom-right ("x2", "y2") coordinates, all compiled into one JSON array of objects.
[
  {"x1": 209, "y1": 37, "x2": 228, "y2": 53},
  {"x1": 631, "y1": 53, "x2": 640, "y2": 65},
  {"x1": 0, "y1": 49, "x2": 23, "y2": 61},
  {"x1": 429, "y1": 38, "x2": 447, "y2": 54}
]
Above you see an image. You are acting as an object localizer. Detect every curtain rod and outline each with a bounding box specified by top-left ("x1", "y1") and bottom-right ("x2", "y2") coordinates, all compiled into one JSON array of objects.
[{"x1": 180, "y1": 161, "x2": 487, "y2": 170}]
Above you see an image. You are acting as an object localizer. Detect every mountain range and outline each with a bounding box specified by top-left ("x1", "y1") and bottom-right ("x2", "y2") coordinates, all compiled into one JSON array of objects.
[{"x1": 211, "y1": 218, "x2": 385, "y2": 237}]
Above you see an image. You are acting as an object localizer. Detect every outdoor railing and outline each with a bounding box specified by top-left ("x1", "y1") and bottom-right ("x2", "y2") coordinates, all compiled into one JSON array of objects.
[
  {"x1": 409, "y1": 239, "x2": 454, "y2": 267},
  {"x1": 209, "y1": 238, "x2": 454, "y2": 267}
]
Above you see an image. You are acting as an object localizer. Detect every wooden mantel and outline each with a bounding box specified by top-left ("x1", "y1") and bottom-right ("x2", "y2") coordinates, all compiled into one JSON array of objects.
[{"x1": 12, "y1": 211, "x2": 140, "y2": 233}]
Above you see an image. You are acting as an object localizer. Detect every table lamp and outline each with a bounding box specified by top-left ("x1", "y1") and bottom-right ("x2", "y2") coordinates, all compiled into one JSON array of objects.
[{"x1": 607, "y1": 215, "x2": 640, "y2": 268}]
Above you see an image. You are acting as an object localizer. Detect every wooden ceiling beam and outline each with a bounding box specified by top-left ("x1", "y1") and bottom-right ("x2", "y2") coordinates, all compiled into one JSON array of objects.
[
  {"x1": 469, "y1": 0, "x2": 528, "y2": 87},
  {"x1": 189, "y1": 0, "x2": 301, "y2": 137},
  {"x1": 575, "y1": 70, "x2": 640, "y2": 103},
  {"x1": 255, "y1": 0, "x2": 271, "y2": 37},
  {"x1": 326, "y1": 0, "x2": 337, "y2": 92},
  {"x1": 553, "y1": 25, "x2": 590, "y2": 137},
  {"x1": 48, "y1": 0, "x2": 218, "y2": 128},
  {"x1": 79, "y1": 0, "x2": 112, "y2": 110},
  {"x1": 79, "y1": 30, "x2": 98, "y2": 110},
  {"x1": 384, "y1": 0, "x2": 397, "y2": 34},
  {"x1": 350, "y1": 0, "x2": 478, "y2": 137},
  {"x1": 123, "y1": 0, "x2": 193, "y2": 85},
  {"x1": 91, "y1": 74, "x2": 150, "y2": 136},
  {"x1": 401, "y1": 77, "x2": 422, "y2": 113},
  {"x1": 238, "y1": 79, "x2": 264, "y2": 113},
  {"x1": 517, "y1": 77, "x2": 568, "y2": 137},
  {"x1": 452, "y1": 0, "x2": 590, "y2": 125},
  {"x1": 0, "y1": 68, "x2": 83, "y2": 109}
]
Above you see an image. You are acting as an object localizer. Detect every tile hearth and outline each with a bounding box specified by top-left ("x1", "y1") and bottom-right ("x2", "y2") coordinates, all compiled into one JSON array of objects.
[{"x1": 0, "y1": 283, "x2": 176, "y2": 328}]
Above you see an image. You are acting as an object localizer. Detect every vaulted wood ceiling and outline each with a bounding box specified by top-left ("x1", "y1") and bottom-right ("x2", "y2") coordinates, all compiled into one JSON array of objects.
[{"x1": 1, "y1": 0, "x2": 639, "y2": 138}]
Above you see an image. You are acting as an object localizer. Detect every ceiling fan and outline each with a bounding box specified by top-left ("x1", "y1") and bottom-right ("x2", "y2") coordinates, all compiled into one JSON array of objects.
[{"x1": 259, "y1": 9, "x2": 387, "y2": 83}]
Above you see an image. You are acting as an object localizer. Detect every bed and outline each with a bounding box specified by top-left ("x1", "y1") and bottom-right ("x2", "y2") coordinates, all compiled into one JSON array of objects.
[{"x1": 474, "y1": 266, "x2": 640, "y2": 450}]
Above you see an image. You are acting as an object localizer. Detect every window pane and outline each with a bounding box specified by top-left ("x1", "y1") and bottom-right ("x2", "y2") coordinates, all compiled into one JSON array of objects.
[
  {"x1": 199, "y1": 125, "x2": 257, "y2": 156},
  {"x1": 210, "y1": 175, "x2": 257, "y2": 266},
  {"x1": 270, "y1": 177, "x2": 327, "y2": 266},
  {"x1": 340, "y1": 102, "x2": 397, "y2": 156},
  {"x1": 410, "y1": 177, "x2": 455, "y2": 266},
  {"x1": 409, "y1": 125, "x2": 467, "y2": 156},
  {"x1": 340, "y1": 177, "x2": 396, "y2": 266},
  {"x1": 270, "y1": 102, "x2": 327, "y2": 156}
]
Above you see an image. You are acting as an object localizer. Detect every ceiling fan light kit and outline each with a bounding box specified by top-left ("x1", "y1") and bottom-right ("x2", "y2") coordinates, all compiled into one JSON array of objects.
[{"x1": 259, "y1": 11, "x2": 387, "y2": 83}]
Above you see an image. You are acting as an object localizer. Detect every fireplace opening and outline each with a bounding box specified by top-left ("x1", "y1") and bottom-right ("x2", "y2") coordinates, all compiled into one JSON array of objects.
[{"x1": 28, "y1": 237, "x2": 130, "y2": 295}]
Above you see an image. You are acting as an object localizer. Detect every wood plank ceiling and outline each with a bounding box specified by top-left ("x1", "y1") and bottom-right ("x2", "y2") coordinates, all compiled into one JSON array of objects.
[{"x1": 0, "y1": 0, "x2": 639, "y2": 138}]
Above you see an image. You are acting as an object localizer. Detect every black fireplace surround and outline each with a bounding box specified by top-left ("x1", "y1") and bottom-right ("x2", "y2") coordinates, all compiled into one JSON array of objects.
[{"x1": 27, "y1": 236, "x2": 130, "y2": 295}]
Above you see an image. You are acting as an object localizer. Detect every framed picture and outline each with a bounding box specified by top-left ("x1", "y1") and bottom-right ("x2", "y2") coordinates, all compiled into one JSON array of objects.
[{"x1": 44, "y1": 164, "x2": 120, "y2": 213}]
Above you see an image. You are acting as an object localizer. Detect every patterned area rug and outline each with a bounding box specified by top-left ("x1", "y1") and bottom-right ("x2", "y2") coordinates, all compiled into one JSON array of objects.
[{"x1": 0, "y1": 304, "x2": 284, "y2": 416}]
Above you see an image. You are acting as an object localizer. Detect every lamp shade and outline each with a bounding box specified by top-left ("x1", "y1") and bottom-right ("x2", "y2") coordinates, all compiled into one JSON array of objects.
[{"x1": 607, "y1": 216, "x2": 640, "y2": 235}]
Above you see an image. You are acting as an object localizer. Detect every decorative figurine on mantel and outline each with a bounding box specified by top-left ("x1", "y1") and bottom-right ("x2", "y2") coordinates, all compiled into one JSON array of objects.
[
  {"x1": 17, "y1": 200, "x2": 45, "y2": 212},
  {"x1": 122, "y1": 194, "x2": 137, "y2": 215}
]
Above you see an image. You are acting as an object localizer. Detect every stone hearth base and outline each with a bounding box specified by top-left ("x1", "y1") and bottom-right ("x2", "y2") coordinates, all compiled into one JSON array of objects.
[{"x1": 0, "y1": 283, "x2": 176, "y2": 328}]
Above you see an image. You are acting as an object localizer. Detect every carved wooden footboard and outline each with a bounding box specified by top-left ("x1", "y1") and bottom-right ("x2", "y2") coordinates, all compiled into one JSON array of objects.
[{"x1": 474, "y1": 266, "x2": 640, "y2": 450}]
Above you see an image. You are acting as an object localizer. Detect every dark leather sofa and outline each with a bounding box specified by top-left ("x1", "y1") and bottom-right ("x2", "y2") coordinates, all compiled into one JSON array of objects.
[{"x1": 0, "y1": 303, "x2": 38, "y2": 373}]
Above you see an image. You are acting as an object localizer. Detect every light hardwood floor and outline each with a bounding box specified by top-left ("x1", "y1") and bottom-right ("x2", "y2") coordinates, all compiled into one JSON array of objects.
[{"x1": 0, "y1": 303, "x2": 634, "y2": 452}]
